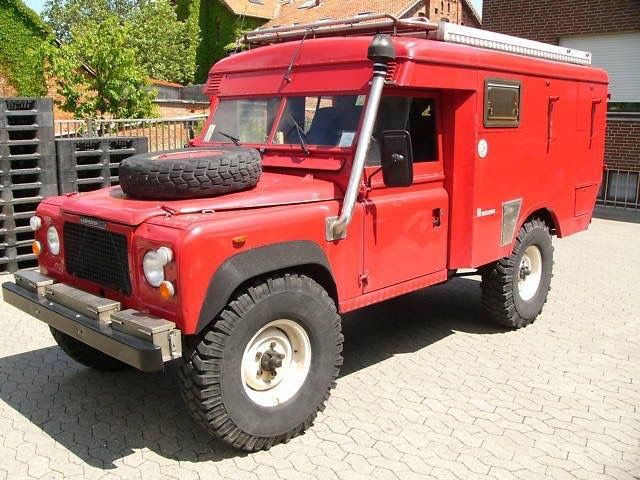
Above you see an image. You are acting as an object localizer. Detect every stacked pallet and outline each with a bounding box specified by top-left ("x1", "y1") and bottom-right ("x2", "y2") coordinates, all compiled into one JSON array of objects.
[
  {"x1": 0, "y1": 98, "x2": 57, "y2": 273},
  {"x1": 55, "y1": 137, "x2": 148, "y2": 194}
]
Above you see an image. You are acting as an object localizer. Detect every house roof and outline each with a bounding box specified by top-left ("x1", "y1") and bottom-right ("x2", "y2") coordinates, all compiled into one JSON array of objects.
[
  {"x1": 262, "y1": 0, "x2": 424, "y2": 28},
  {"x1": 220, "y1": 0, "x2": 280, "y2": 20}
]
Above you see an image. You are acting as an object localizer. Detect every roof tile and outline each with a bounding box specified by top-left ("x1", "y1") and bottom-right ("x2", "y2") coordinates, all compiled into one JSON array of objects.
[{"x1": 263, "y1": 0, "x2": 422, "y2": 28}]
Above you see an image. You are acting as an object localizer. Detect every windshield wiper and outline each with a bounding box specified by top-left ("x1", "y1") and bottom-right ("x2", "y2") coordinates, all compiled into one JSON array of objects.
[
  {"x1": 216, "y1": 130, "x2": 241, "y2": 146},
  {"x1": 288, "y1": 113, "x2": 310, "y2": 155}
]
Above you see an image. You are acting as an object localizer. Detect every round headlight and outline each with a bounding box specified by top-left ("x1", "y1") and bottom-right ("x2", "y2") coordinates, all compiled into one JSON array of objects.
[
  {"x1": 47, "y1": 226, "x2": 60, "y2": 255},
  {"x1": 143, "y1": 247, "x2": 173, "y2": 287}
]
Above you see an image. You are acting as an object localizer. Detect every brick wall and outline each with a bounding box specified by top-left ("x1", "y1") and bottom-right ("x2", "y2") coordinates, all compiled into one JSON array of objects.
[
  {"x1": 482, "y1": 0, "x2": 640, "y2": 44},
  {"x1": 605, "y1": 118, "x2": 640, "y2": 172},
  {"x1": 0, "y1": 71, "x2": 17, "y2": 97},
  {"x1": 425, "y1": 0, "x2": 463, "y2": 24},
  {"x1": 483, "y1": 0, "x2": 640, "y2": 195},
  {"x1": 460, "y1": 2, "x2": 479, "y2": 27}
]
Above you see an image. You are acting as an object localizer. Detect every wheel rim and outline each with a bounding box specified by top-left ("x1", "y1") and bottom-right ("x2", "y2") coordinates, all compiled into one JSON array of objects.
[
  {"x1": 518, "y1": 245, "x2": 543, "y2": 301},
  {"x1": 241, "y1": 319, "x2": 311, "y2": 407}
]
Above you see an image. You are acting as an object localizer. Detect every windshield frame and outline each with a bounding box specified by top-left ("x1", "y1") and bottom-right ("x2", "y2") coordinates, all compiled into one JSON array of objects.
[{"x1": 198, "y1": 92, "x2": 367, "y2": 154}]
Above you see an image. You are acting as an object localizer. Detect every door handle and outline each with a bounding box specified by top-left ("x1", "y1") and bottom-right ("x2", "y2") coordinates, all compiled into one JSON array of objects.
[{"x1": 432, "y1": 208, "x2": 442, "y2": 227}]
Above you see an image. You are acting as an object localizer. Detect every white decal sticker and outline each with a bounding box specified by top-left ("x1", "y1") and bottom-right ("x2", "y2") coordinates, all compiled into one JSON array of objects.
[
  {"x1": 477, "y1": 139, "x2": 488, "y2": 158},
  {"x1": 205, "y1": 124, "x2": 216, "y2": 142},
  {"x1": 476, "y1": 208, "x2": 496, "y2": 218},
  {"x1": 338, "y1": 131, "x2": 356, "y2": 147}
]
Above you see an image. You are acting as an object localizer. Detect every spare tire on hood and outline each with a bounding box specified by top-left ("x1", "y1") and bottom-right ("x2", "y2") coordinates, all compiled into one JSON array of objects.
[{"x1": 118, "y1": 147, "x2": 262, "y2": 200}]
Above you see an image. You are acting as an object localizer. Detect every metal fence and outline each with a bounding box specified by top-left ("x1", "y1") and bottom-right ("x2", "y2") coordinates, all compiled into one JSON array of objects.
[
  {"x1": 597, "y1": 168, "x2": 640, "y2": 209},
  {"x1": 55, "y1": 115, "x2": 207, "y2": 152}
]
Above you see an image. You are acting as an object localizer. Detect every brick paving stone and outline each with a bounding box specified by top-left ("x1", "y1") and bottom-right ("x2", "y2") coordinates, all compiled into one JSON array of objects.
[{"x1": 0, "y1": 217, "x2": 639, "y2": 479}]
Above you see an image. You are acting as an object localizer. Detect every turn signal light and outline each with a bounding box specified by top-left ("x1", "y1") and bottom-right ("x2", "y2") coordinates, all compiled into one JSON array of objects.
[
  {"x1": 232, "y1": 235, "x2": 247, "y2": 248},
  {"x1": 159, "y1": 280, "x2": 175, "y2": 300},
  {"x1": 32, "y1": 241, "x2": 42, "y2": 257}
]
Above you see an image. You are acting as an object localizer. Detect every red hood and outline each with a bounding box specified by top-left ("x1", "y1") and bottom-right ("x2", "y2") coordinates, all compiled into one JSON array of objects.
[{"x1": 53, "y1": 172, "x2": 341, "y2": 226}]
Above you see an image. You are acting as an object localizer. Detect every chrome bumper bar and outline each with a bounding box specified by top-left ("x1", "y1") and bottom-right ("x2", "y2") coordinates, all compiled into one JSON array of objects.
[{"x1": 2, "y1": 270, "x2": 182, "y2": 372}]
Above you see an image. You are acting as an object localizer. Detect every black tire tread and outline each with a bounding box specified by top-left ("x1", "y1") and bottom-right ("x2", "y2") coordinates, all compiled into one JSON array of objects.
[
  {"x1": 119, "y1": 147, "x2": 261, "y2": 200},
  {"x1": 178, "y1": 273, "x2": 343, "y2": 452},
  {"x1": 50, "y1": 327, "x2": 128, "y2": 371},
  {"x1": 480, "y1": 218, "x2": 553, "y2": 329}
]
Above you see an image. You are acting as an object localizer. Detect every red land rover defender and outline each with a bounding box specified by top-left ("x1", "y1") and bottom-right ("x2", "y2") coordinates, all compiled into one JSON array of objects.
[{"x1": 2, "y1": 15, "x2": 608, "y2": 451}]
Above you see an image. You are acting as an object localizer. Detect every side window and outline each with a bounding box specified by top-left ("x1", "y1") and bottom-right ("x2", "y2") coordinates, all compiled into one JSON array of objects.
[
  {"x1": 366, "y1": 96, "x2": 438, "y2": 165},
  {"x1": 484, "y1": 79, "x2": 521, "y2": 127}
]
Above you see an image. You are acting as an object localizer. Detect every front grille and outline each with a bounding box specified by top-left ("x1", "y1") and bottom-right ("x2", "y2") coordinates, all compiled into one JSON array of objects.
[{"x1": 63, "y1": 222, "x2": 132, "y2": 295}]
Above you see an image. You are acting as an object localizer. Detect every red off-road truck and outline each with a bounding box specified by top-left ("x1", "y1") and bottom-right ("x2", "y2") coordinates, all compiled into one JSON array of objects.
[{"x1": 2, "y1": 15, "x2": 608, "y2": 451}]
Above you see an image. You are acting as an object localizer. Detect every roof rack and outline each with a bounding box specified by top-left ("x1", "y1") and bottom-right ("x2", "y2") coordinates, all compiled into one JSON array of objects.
[
  {"x1": 244, "y1": 13, "x2": 439, "y2": 45},
  {"x1": 245, "y1": 13, "x2": 592, "y2": 66}
]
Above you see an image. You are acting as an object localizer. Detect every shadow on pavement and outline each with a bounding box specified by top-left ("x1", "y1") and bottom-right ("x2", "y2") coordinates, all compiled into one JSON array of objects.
[
  {"x1": 594, "y1": 205, "x2": 640, "y2": 224},
  {"x1": 0, "y1": 277, "x2": 507, "y2": 468}
]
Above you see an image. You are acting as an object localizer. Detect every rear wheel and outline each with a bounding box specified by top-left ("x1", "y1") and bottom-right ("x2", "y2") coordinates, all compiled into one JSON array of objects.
[
  {"x1": 50, "y1": 327, "x2": 128, "y2": 371},
  {"x1": 178, "y1": 273, "x2": 343, "y2": 451},
  {"x1": 481, "y1": 218, "x2": 554, "y2": 328}
]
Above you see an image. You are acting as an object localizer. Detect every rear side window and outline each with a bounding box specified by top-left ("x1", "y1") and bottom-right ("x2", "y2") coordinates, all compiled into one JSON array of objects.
[{"x1": 484, "y1": 79, "x2": 521, "y2": 127}]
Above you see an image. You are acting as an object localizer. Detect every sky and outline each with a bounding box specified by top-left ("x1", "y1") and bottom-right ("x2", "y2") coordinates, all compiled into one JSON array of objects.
[{"x1": 23, "y1": 0, "x2": 484, "y2": 17}]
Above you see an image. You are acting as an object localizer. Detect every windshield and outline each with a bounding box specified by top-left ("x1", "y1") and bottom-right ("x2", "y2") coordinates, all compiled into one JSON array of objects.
[
  {"x1": 203, "y1": 95, "x2": 366, "y2": 149},
  {"x1": 273, "y1": 95, "x2": 365, "y2": 148},
  {"x1": 203, "y1": 98, "x2": 280, "y2": 144}
]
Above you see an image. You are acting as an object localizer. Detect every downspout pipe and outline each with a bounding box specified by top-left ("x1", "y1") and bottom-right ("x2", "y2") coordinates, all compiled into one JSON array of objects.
[{"x1": 326, "y1": 35, "x2": 396, "y2": 241}]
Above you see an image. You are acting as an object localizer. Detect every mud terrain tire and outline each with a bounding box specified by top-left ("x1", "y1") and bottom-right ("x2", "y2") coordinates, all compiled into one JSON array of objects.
[
  {"x1": 178, "y1": 273, "x2": 343, "y2": 451},
  {"x1": 119, "y1": 147, "x2": 261, "y2": 200},
  {"x1": 481, "y1": 218, "x2": 554, "y2": 329},
  {"x1": 50, "y1": 327, "x2": 128, "y2": 371}
]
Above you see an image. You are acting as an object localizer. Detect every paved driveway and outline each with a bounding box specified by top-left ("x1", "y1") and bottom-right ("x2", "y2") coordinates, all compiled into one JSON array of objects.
[{"x1": 0, "y1": 217, "x2": 639, "y2": 480}]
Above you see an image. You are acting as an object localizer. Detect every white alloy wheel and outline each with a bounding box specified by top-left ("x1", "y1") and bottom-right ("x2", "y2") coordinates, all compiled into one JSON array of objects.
[
  {"x1": 241, "y1": 319, "x2": 311, "y2": 407},
  {"x1": 518, "y1": 245, "x2": 543, "y2": 301}
]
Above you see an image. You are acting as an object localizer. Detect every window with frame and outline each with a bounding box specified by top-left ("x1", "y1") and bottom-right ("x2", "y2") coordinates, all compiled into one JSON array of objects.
[
  {"x1": 484, "y1": 79, "x2": 521, "y2": 127},
  {"x1": 366, "y1": 96, "x2": 438, "y2": 166}
]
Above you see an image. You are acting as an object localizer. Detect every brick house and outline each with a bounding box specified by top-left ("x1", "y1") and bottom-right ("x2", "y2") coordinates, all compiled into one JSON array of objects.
[
  {"x1": 261, "y1": 0, "x2": 481, "y2": 29},
  {"x1": 482, "y1": 0, "x2": 640, "y2": 208}
]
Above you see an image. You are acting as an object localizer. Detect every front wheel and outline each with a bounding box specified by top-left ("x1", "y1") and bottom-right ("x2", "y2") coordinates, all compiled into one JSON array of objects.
[
  {"x1": 178, "y1": 273, "x2": 343, "y2": 451},
  {"x1": 481, "y1": 218, "x2": 554, "y2": 328}
]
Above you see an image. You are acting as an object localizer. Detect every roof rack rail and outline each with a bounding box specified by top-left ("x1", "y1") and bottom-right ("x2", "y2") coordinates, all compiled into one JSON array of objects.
[
  {"x1": 244, "y1": 13, "x2": 439, "y2": 45},
  {"x1": 244, "y1": 13, "x2": 592, "y2": 66}
]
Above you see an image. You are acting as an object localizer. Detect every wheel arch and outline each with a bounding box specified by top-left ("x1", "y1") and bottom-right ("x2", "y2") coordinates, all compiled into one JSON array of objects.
[
  {"x1": 195, "y1": 241, "x2": 337, "y2": 334},
  {"x1": 521, "y1": 207, "x2": 560, "y2": 236}
]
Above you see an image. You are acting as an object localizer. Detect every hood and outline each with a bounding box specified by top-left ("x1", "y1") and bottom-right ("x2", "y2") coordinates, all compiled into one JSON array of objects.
[{"x1": 55, "y1": 172, "x2": 341, "y2": 226}]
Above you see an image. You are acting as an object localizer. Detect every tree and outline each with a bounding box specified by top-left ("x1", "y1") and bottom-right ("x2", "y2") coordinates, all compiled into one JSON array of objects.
[
  {"x1": 43, "y1": 0, "x2": 199, "y2": 84},
  {"x1": 43, "y1": 0, "x2": 144, "y2": 41},
  {"x1": 45, "y1": 16, "x2": 156, "y2": 118},
  {"x1": 129, "y1": 0, "x2": 198, "y2": 85}
]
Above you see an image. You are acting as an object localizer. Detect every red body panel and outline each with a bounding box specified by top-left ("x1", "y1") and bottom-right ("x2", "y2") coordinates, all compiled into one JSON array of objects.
[{"x1": 35, "y1": 34, "x2": 608, "y2": 334}]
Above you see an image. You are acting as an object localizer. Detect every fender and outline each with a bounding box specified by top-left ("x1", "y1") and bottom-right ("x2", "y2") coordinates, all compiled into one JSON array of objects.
[{"x1": 195, "y1": 241, "x2": 334, "y2": 334}]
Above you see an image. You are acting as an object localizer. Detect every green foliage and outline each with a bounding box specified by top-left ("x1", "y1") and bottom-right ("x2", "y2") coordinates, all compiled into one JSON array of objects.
[
  {"x1": 43, "y1": 0, "x2": 144, "y2": 41},
  {"x1": 129, "y1": 0, "x2": 198, "y2": 85},
  {"x1": 43, "y1": 0, "x2": 198, "y2": 84},
  {"x1": 185, "y1": 0, "x2": 264, "y2": 83},
  {"x1": 0, "y1": 0, "x2": 50, "y2": 96},
  {"x1": 45, "y1": 16, "x2": 156, "y2": 118}
]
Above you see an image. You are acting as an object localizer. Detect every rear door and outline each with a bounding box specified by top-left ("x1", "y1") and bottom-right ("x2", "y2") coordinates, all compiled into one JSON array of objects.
[{"x1": 361, "y1": 94, "x2": 449, "y2": 293}]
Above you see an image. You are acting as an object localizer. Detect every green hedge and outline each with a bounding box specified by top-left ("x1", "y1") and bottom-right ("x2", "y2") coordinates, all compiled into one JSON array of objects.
[
  {"x1": 178, "y1": 0, "x2": 265, "y2": 83},
  {"x1": 0, "y1": 0, "x2": 50, "y2": 96}
]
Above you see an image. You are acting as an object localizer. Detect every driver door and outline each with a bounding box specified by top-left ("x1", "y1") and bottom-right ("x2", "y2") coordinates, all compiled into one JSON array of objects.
[{"x1": 361, "y1": 94, "x2": 449, "y2": 293}]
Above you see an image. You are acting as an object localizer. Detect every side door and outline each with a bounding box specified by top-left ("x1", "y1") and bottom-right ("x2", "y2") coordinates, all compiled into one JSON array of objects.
[{"x1": 361, "y1": 94, "x2": 449, "y2": 293}]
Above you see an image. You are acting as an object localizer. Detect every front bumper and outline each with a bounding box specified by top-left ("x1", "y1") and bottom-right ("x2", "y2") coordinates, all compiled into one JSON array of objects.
[{"x1": 2, "y1": 270, "x2": 181, "y2": 372}]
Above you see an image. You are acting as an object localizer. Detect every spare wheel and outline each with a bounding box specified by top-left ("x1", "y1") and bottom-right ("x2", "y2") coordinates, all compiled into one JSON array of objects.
[{"x1": 118, "y1": 147, "x2": 262, "y2": 200}]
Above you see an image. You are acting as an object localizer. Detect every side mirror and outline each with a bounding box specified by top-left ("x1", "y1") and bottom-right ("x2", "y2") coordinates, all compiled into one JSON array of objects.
[{"x1": 381, "y1": 130, "x2": 413, "y2": 187}]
